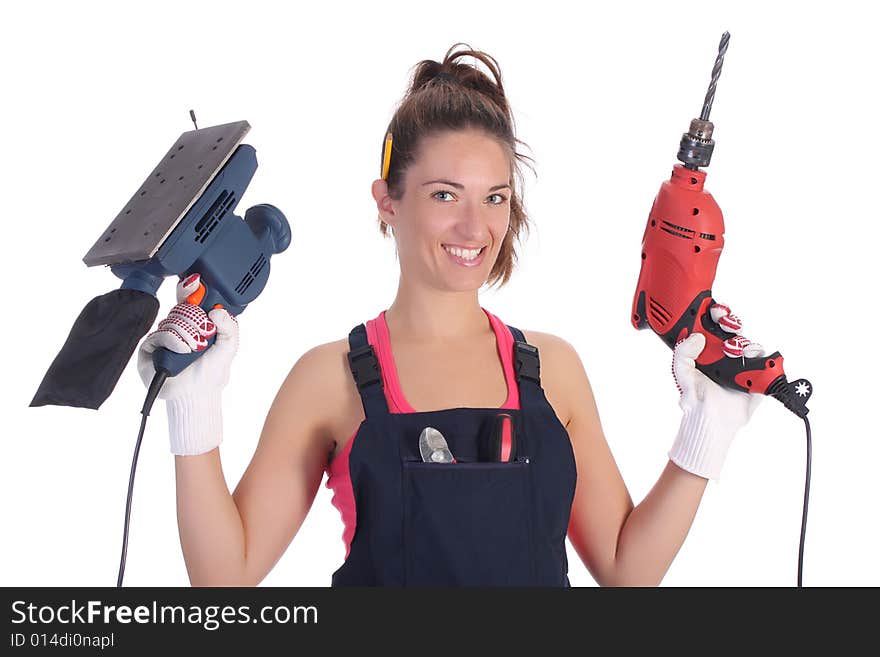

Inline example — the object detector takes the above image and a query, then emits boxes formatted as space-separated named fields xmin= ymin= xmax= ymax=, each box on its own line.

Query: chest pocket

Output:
xmin=402 ymin=453 xmax=535 ymax=586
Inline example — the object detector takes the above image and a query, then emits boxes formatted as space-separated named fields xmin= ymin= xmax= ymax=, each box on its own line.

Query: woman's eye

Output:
xmin=486 ymin=193 xmax=508 ymax=205
xmin=433 ymin=190 xmax=455 ymax=202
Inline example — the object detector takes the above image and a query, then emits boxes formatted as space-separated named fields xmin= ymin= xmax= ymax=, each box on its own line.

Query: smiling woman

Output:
xmin=375 ymin=129 xmax=513 ymax=288
xmin=134 ymin=42 xmax=759 ymax=589
xmin=374 ymin=44 xmax=532 ymax=289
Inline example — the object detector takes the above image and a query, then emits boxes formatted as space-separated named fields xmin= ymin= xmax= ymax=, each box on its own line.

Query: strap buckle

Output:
xmin=347 ymin=344 xmax=382 ymax=390
xmin=514 ymin=341 xmax=540 ymax=384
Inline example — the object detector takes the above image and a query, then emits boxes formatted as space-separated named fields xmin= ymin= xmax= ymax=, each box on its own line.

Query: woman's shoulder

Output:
xmin=286 ymin=336 xmax=365 ymax=449
xmin=298 ymin=335 xmax=352 ymax=361
xmin=518 ymin=329 xmax=589 ymax=429
xmin=289 ymin=336 xmax=359 ymax=404
xmin=520 ymin=329 xmax=581 ymax=367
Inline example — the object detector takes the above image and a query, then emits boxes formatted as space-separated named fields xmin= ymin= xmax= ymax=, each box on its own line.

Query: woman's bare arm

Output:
xmin=174 ymin=341 xmax=351 ymax=586
xmin=531 ymin=332 xmax=707 ymax=586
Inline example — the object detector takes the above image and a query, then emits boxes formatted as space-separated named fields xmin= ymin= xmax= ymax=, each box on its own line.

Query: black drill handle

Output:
xmin=653 ymin=290 xmax=813 ymax=417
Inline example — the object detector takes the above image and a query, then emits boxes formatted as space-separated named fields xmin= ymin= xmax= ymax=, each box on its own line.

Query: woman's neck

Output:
xmin=384 ymin=281 xmax=489 ymax=345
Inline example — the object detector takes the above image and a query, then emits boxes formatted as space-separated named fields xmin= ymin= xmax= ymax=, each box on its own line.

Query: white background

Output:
xmin=2 ymin=1 xmax=876 ymax=587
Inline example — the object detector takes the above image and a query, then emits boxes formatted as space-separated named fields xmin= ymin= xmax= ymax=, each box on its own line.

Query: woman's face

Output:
xmin=381 ymin=129 xmax=512 ymax=293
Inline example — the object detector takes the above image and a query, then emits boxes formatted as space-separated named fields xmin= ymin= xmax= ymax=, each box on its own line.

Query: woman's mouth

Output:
xmin=442 ymin=244 xmax=487 ymax=267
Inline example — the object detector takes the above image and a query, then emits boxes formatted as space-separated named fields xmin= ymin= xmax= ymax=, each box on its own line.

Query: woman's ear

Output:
xmin=372 ymin=178 xmax=397 ymax=229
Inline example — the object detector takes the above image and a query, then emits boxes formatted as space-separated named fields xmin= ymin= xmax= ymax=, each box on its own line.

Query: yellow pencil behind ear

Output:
xmin=381 ymin=132 xmax=393 ymax=180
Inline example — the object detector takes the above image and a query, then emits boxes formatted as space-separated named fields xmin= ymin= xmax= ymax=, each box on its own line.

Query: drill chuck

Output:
xmin=678 ymin=118 xmax=716 ymax=169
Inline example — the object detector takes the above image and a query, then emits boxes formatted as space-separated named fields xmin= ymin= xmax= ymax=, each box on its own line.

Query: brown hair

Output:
xmin=378 ymin=43 xmax=533 ymax=289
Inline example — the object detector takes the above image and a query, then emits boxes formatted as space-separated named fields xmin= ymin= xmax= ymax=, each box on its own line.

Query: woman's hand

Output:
xmin=668 ymin=303 xmax=763 ymax=481
xmin=136 ymin=273 xmax=239 ymax=455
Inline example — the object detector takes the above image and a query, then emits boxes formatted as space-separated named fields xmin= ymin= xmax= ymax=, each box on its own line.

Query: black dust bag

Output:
xmin=31 ymin=289 xmax=159 ymax=410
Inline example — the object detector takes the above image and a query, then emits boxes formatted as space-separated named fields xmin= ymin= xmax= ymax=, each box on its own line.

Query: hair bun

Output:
xmin=433 ymin=71 xmax=460 ymax=85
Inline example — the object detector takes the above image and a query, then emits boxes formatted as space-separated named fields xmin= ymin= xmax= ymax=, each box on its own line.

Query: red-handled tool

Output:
xmin=631 ymin=31 xmax=812 ymax=418
xmin=631 ymin=31 xmax=814 ymax=588
xmin=482 ymin=413 xmax=517 ymax=462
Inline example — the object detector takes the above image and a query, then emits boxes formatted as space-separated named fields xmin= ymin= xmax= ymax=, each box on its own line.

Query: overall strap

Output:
xmin=347 ymin=324 xmax=389 ymax=419
xmin=507 ymin=325 xmax=544 ymax=409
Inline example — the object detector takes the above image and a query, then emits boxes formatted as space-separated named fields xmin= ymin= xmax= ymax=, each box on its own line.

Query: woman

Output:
xmin=138 ymin=44 xmax=763 ymax=586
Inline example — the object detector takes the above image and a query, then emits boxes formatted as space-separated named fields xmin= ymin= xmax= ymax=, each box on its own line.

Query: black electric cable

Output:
xmin=117 ymin=369 xmax=168 ymax=588
xmin=797 ymin=415 xmax=812 ymax=588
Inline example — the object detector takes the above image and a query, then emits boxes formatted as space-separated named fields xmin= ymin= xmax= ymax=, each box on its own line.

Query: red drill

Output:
xmin=631 ymin=31 xmax=812 ymax=418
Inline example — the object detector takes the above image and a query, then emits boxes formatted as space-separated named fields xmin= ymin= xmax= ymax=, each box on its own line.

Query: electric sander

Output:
xmin=30 ymin=115 xmax=291 ymax=586
xmin=32 ymin=117 xmax=290 ymax=409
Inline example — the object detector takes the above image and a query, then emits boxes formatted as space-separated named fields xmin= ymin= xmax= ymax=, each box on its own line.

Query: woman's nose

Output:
xmin=454 ymin=200 xmax=489 ymax=240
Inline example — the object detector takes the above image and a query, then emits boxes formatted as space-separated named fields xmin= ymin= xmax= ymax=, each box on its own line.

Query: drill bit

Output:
xmin=700 ymin=31 xmax=730 ymax=122
xmin=677 ymin=31 xmax=731 ymax=170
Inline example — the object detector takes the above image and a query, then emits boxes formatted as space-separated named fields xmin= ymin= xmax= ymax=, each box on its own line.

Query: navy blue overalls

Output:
xmin=331 ymin=320 xmax=577 ymax=586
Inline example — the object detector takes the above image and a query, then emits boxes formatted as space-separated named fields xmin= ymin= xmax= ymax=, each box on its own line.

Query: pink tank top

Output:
xmin=324 ymin=308 xmax=521 ymax=559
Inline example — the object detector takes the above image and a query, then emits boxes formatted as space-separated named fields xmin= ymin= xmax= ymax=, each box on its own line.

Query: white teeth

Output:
xmin=443 ymin=245 xmax=482 ymax=260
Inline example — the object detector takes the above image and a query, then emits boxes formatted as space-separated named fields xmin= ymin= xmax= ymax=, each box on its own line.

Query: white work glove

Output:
xmin=668 ymin=303 xmax=764 ymax=481
xmin=137 ymin=273 xmax=239 ymax=456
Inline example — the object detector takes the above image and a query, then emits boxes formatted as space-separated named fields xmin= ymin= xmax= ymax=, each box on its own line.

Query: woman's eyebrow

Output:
xmin=422 ymin=179 xmax=511 ymax=191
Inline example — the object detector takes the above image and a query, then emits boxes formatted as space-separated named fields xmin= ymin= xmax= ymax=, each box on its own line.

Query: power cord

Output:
xmin=798 ymin=416 xmax=811 ymax=588
xmin=116 ymin=369 xmax=168 ymax=588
